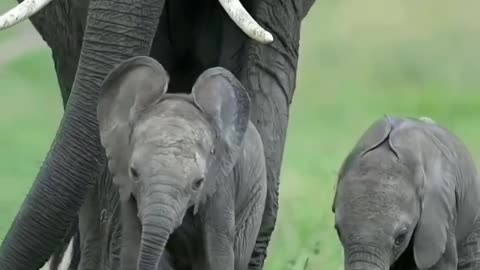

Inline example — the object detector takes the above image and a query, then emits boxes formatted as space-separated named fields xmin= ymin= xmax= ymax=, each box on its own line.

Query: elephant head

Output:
xmin=332 ymin=117 xmax=456 ymax=270
xmin=97 ymin=56 xmax=251 ymax=270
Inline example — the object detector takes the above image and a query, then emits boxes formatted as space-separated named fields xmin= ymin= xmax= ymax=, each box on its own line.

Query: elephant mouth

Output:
xmin=0 ymin=0 xmax=273 ymax=44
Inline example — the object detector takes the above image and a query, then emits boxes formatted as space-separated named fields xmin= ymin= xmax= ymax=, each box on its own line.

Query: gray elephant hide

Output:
xmin=95 ymin=56 xmax=268 ymax=270
xmin=333 ymin=116 xmax=480 ymax=270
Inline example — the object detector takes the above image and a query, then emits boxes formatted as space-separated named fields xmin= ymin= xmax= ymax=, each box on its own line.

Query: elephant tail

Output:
xmin=49 ymin=214 xmax=80 ymax=270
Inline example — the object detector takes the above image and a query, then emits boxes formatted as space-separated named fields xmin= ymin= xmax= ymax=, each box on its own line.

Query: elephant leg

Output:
xmin=458 ymin=224 xmax=480 ymax=270
xmin=120 ymin=198 xmax=141 ymax=270
xmin=98 ymin=171 xmax=122 ymax=270
xmin=245 ymin=64 xmax=290 ymax=270
xmin=48 ymin=216 xmax=78 ymax=270
xmin=233 ymin=188 xmax=267 ymax=270
xmin=157 ymin=250 xmax=175 ymax=270
xmin=241 ymin=1 xmax=303 ymax=269
xmin=77 ymin=187 xmax=102 ymax=270
xmin=68 ymin=231 xmax=82 ymax=270
xmin=201 ymin=192 xmax=236 ymax=270
xmin=77 ymin=170 xmax=119 ymax=270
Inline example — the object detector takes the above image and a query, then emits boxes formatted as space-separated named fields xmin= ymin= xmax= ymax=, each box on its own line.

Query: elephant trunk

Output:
xmin=0 ymin=0 xmax=166 ymax=269
xmin=138 ymin=215 xmax=172 ymax=270
xmin=345 ymin=245 xmax=389 ymax=270
xmin=137 ymin=192 xmax=185 ymax=270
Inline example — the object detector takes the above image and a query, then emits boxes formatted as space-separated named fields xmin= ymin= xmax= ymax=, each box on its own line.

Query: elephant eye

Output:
xmin=394 ymin=229 xmax=408 ymax=246
xmin=192 ymin=177 xmax=205 ymax=191
xmin=130 ymin=167 xmax=139 ymax=179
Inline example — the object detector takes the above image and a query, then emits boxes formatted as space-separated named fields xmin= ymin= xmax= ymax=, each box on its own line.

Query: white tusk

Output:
xmin=0 ymin=0 xmax=53 ymax=30
xmin=218 ymin=0 xmax=273 ymax=44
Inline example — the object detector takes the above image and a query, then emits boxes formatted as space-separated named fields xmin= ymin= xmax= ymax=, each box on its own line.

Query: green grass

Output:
xmin=0 ymin=1 xmax=33 ymax=42
xmin=2 ymin=0 xmax=480 ymax=269
xmin=0 ymin=49 xmax=62 ymax=234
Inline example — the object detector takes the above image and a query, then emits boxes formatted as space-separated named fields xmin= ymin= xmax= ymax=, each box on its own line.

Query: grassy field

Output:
xmin=1 ymin=0 xmax=480 ymax=269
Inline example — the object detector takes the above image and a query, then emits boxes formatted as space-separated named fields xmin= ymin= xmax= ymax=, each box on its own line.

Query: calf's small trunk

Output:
xmin=345 ymin=245 xmax=389 ymax=270
xmin=347 ymin=262 xmax=385 ymax=270
xmin=137 ymin=195 xmax=184 ymax=270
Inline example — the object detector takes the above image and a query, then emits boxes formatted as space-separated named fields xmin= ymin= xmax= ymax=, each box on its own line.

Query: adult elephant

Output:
xmin=0 ymin=0 xmax=316 ymax=269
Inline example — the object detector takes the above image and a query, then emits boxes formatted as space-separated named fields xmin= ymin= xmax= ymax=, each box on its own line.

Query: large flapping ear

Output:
xmin=192 ymin=67 xmax=251 ymax=175
xmin=412 ymin=165 xmax=452 ymax=269
xmin=97 ymin=56 xmax=169 ymax=200
xmin=332 ymin=116 xmax=398 ymax=211
xmin=389 ymin=122 xmax=455 ymax=269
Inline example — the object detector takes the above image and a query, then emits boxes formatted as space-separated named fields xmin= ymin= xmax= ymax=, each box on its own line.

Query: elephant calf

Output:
xmin=332 ymin=116 xmax=480 ymax=270
xmin=96 ymin=56 xmax=267 ymax=270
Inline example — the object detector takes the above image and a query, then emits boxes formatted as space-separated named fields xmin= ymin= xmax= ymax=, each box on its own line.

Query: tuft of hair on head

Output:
xmin=418 ymin=116 xmax=435 ymax=124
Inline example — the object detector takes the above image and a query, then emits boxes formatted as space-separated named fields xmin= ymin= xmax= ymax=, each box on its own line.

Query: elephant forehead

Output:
xmin=343 ymin=193 xmax=401 ymax=216
xmin=131 ymin=116 xmax=213 ymax=178
xmin=134 ymin=114 xmax=214 ymax=148
xmin=131 ymin=141 xmax=207 ymax=180
xmin=339 ymin=177 xmax=416 ymax=214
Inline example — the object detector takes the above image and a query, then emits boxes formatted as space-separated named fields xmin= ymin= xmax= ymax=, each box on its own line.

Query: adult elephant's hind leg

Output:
xmin=242 ymin=1 xmax=304 ymax=269
xmin=243 ymin=5 xmax=301 ymax=269
xmin=234 ymin=185 xmax=267 ymax=270
xmin=246 ymin=90 xmax=290 ymax=270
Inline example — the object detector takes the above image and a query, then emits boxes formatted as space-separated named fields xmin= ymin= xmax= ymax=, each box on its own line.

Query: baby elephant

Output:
xmin=97 ymin=56 xmax=267 ymax=270
xmin=333 ymin=116 xmax=480 ymax=270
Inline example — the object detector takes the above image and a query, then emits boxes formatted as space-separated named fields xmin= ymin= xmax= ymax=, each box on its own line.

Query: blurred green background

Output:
xmin=1 ymin=0 xmax=480 ymax=269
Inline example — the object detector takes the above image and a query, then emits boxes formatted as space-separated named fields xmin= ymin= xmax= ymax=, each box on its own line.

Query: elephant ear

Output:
xmin=97 ymin=56 xmax=169 ymax=201
xmin=412 ymin=160 xmax=455 ymax=269
xmin=390 ymin=125 xmax=455 ymax=269
xmin=192 ymin=67 xmax=251 ymax=200
xmin=340 ymin=116 xmax=400 ymax=176
xmin=332 ymin=116 xmax=398 ymax=212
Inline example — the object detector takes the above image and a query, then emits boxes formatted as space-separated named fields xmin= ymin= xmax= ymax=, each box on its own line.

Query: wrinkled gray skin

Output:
xmin=0 ymin=0 xmax=316 ymax=269
xmin=332 ymin=116 xmax=480 ymax=270
xmin=97 ymin=57 xmax=267 ymax=270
